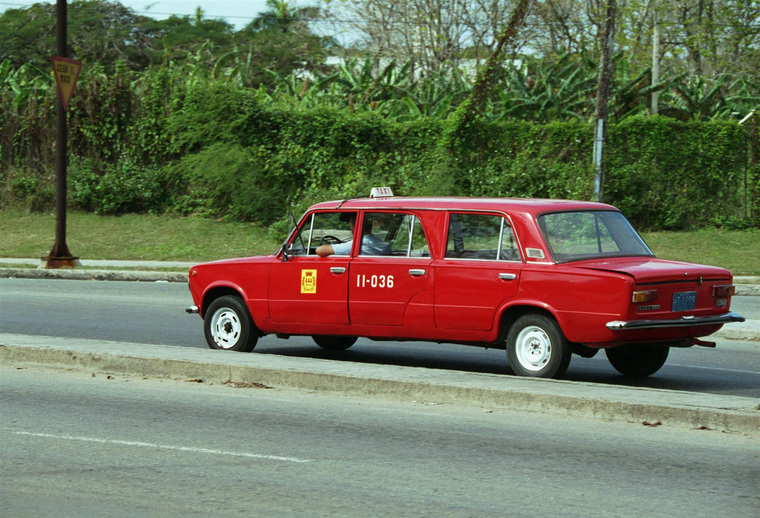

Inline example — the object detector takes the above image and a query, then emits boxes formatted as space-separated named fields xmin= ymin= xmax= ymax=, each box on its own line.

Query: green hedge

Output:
xmin=1 ymin=78 xmax=755 ymax=230
xmin=605 ymin=117 xmax=749 ymax=229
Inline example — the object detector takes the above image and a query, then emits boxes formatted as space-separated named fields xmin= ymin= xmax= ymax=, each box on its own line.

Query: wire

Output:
xmin=1 ymin=1 xmax=757 ymax=31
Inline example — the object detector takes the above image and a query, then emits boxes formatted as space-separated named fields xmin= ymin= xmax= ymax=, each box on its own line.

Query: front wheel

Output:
xmin=313 ymin=335 xmax=357 ymax=351
xmin=605 ymin=344 xmax=669 ymax=377
xmin=204 ymin=295 xmax=258 ymax=352
xmin=507 ymin=314 xmax=571 ymax=379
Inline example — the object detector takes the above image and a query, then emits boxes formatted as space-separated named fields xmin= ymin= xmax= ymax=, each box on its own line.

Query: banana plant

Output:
xmin=0 ymin=59 xmax=52 ymax=109
xmin=495 ymin=54 xmax=597 ymax=122
xmin=659 ymin=74 xmax=732 ymax=121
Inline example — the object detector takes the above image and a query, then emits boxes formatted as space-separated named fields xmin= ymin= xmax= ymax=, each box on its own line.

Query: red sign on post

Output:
xmin=50 ymin=56 xmax=82 ymax=111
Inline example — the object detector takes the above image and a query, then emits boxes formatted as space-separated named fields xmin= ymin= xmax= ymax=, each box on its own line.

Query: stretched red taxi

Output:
xmin=186 ymin=189 xmax=744 ymax=379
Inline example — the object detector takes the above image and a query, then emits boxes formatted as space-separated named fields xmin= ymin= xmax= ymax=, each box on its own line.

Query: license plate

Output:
xmin=672 ymin=291 xmax=697 ymax=312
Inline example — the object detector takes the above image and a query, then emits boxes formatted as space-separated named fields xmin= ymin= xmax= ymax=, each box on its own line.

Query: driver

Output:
xmin=316 ymin=214 xmax=392 ymax=257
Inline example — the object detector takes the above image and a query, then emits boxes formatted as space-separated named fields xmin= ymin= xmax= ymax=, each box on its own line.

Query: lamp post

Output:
xmin=43 ymin=0 xmax=80 ymax=268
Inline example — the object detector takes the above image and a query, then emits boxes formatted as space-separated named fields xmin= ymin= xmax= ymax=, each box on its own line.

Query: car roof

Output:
xmin=309 ymin=196 xmax=617 ymax=216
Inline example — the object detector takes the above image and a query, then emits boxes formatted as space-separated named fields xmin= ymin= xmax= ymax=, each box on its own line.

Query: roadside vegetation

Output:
xmin=1 ymin=210 xmax=758 ymax=275
xmin=1 ymin=1 xmax=758 ymax=260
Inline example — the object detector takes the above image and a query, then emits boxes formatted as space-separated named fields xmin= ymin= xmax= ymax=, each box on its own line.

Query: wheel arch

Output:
xmin=201 ymin=285 xmax=247 ymax=319
xmin=497 ymin=303 xmax=561 ymax=343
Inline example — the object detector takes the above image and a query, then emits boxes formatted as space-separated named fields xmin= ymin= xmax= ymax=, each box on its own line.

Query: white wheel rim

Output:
xmin=210 ymin=308 xmax=241 ymax=349
xmin=514 ymin=325 xmax=552 ymax=372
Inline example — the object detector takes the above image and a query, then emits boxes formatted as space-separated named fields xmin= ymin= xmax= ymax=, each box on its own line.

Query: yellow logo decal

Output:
xmin=301 ymin=269 xmax=317 ymax=294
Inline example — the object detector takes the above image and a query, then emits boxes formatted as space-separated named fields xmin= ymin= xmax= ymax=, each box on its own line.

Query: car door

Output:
xmin=434 ymin=212 xmax=523 ymax=331
xmin=268 ymin=211 xmax=354 ymax=325
xmin=348 ymin=212 xmax=433 ymax=326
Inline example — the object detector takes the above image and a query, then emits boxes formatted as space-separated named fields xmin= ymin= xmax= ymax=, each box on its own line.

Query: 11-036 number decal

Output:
xmin=356 ymin=274 xmax=394 ymax=289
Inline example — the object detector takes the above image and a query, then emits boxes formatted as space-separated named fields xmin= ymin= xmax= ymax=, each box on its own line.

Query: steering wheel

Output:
xmin=319 ymin=235 xmax=343 ymax=246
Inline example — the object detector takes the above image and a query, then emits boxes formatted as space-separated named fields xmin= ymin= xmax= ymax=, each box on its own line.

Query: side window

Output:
xmin=301 ymin=212 xmax=356 ymax=255
xmin=446 ymin=213 xmax=520 ymax=261
xmin=360 ymin=213 xmax=429 ymax=257
xmin=500 ymin=221 xmax=520 ymax=260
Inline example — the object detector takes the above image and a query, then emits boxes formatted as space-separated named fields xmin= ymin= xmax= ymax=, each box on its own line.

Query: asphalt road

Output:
xmin=1 ymin=278 xmax=758 ymax=398
xmin=2 ymin=365 xmax=758 ymax=517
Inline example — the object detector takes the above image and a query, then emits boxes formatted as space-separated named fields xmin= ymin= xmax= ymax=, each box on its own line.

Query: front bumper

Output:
xmin=606 ymin=312 xmax=745 ymax=331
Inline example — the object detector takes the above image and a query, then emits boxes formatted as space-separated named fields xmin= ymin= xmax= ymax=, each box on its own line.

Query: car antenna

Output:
xmin=336 ymin=195 xmax=368 ymax=208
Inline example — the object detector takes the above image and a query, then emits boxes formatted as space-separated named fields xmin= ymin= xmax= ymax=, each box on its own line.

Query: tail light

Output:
xmin=712 ymin=285 xmax=735 ymax=297
xmin=713 ymin=284 xmax=735 ymax=308
xmin=632 ymin=290 xmax=658 ymax=303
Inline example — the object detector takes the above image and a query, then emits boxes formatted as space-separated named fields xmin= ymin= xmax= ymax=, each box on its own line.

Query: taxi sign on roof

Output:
xmin=50 ymin=56 xmax=83 ymax=111
xmin=370 ymin=187 xmax=394 ymax=198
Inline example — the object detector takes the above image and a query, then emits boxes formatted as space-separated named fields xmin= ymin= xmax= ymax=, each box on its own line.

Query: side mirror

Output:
xmin=280 ymin=243 xmax=291 ymax=262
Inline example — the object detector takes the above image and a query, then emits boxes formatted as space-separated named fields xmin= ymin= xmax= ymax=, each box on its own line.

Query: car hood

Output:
xmin=191 ymin=255 xmax=275 ymax=269
xmin=570 ymin=257 xmax=733 ymax=283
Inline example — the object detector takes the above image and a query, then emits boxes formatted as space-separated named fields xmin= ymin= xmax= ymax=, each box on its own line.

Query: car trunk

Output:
xmin=576 ymin=257 xmax=734 ymax=320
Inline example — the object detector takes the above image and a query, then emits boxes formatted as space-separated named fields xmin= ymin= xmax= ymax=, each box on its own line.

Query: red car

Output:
xmin=186 ymin=190 xmax=744 ymax=379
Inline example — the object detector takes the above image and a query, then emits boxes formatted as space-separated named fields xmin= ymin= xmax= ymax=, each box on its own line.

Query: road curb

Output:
xmin=0 ymin=268 xmax=187 ymax=283
xmin=1 ymin=336 xmax=758 ymax=436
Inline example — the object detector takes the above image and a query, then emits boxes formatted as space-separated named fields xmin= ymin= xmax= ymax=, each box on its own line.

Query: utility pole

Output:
xmin=651 ymin=11 xmax=660 ymax=114
xmin=593 ymin=0 xmax=616 ymax=203
xmin=43 ymin=0 xmax=80 ymax=268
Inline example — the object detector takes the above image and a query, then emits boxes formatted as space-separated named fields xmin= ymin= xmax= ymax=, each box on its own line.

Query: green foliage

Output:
xmin=0 ymin=1 xmax=158 ymax=71
xmin=605 ymin=117 xmax=748 ymax=229
xmin=70 ymin=61 xmax=133 ymax=162
xmin=167 ymin=81 xmax=257 ymax=154
xmin=164 ymin=142 xmax=295 ymax=223
xmin=2 ymin=166 xmax=56 ymax=212
xmin=69 ymin=156 xmax=167 ymax=214
xmin=0 ymin=54 xmax=756 ymax=230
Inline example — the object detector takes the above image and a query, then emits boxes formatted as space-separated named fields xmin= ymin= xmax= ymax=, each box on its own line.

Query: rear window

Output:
xmin=538 ymin=211 xmax=653 ymax=262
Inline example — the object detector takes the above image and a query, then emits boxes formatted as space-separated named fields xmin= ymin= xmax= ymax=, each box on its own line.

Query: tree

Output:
xmin=232 ymin=0 xmax=335 ymax=87
xmin=327 ymin=0 xmax=534 ymax=78
xmin=0 ymin=1 xmax=158 ymax=71
xmin=145 ymin=7 xmax=236 ymax=51
xmin=448 ymin=0 xmax=533 ymax=142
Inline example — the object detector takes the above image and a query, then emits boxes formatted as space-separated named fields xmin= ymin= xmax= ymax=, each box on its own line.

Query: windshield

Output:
xmin=538 ymin=210 xmax=653 ymax=262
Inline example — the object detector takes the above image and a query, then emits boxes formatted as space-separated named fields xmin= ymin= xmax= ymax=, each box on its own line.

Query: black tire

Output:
xmin=313 ymin=335 xmax=357 ymax=351
xmin=507 ymin=313 xmax=571 ymax=379
xmin=605 ymin=344 xmax=669 ymax=377
xmin=203 ymin=295 xmax=258 ymax=352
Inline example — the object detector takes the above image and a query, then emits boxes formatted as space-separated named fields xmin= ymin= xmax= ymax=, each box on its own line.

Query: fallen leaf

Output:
xmin=223 ymin=380 xmax=272 ymax=389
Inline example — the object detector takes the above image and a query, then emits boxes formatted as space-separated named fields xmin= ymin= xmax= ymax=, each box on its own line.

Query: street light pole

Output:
xmin=44 ymin=0 xmax=79 ymax=268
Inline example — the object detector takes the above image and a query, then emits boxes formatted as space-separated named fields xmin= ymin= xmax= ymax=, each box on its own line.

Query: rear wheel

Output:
xmin=204 ymin=295 xmax=258 ymax=352
xmin=507 ymin=314 xmax=571 ymax=379
xmin=313 ymin=335 xmax=357 ymax=351
xmin=605 ymin=344 xmax=669 ymax=377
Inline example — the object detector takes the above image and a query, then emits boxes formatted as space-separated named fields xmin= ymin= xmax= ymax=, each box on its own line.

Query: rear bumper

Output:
xmin=606 ymin=312 xmax=745 ymax=331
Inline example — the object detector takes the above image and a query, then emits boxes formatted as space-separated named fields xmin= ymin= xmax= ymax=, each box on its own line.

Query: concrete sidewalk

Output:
xmin=1 ymin=333 xmax=758 ymax=436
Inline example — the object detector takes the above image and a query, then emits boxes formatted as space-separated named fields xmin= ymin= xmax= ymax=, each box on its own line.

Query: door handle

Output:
xmin=330 ymin=267 xmax=346 ymax=274
xmin=499 ymin=273 xmax=517 ymax=281
xmin=409 ymin=269 xmax=426 ymax=277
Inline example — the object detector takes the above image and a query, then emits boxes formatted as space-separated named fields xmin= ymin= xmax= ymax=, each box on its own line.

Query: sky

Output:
xmin=0 ymin=1 xmax=275 ymax=29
